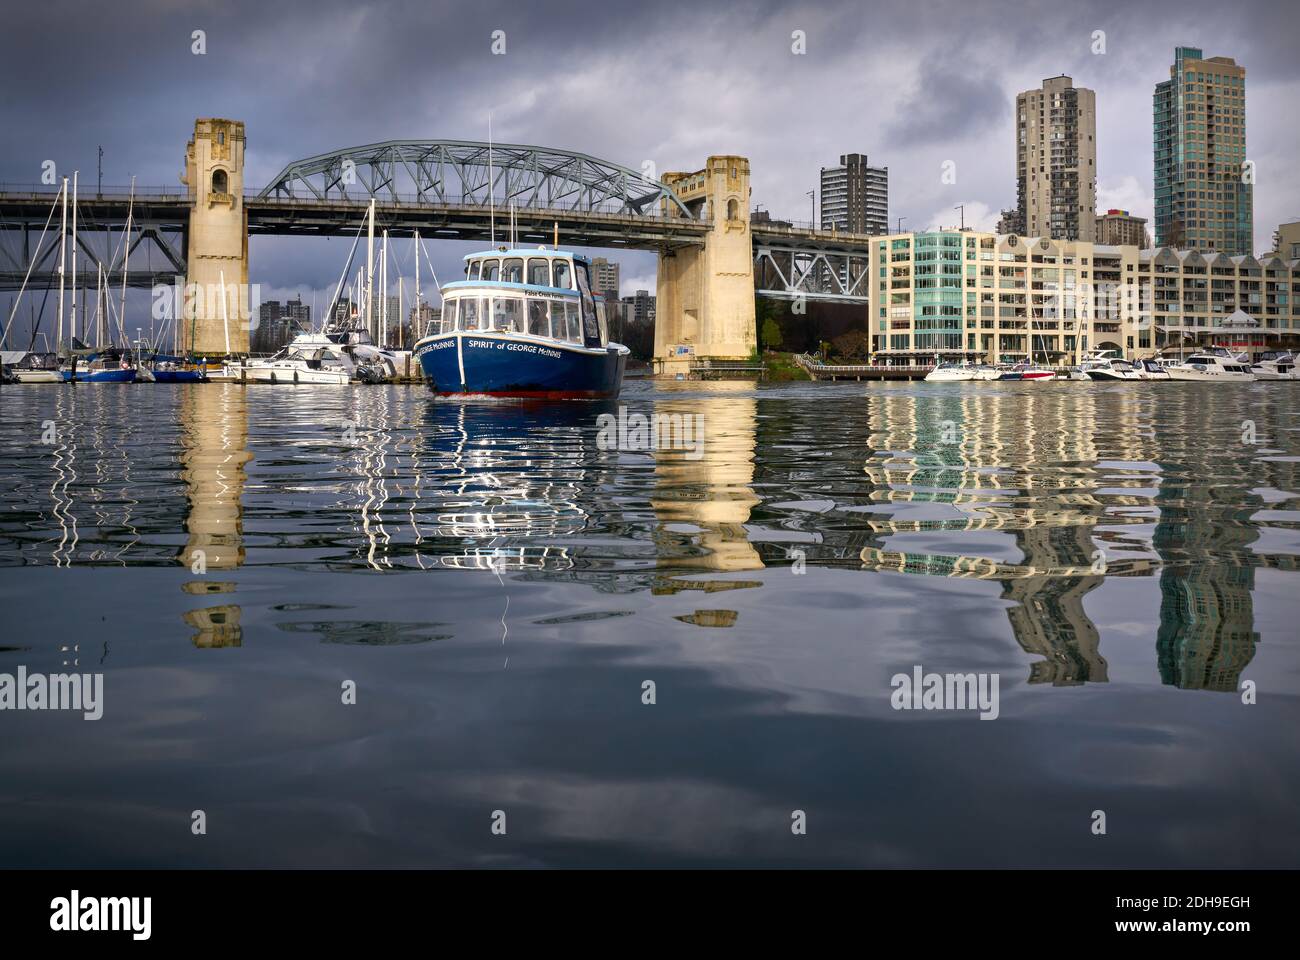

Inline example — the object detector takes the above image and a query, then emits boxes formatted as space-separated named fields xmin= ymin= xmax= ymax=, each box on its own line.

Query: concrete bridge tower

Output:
xmin=180 ymin=118 xmax=249 ymax=355
xmin=654 ymin=157 xmax=757 ymax=376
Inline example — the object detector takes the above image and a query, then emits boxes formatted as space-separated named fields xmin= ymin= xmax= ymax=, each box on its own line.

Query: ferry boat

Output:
xmin=1164 ymin=347 xmax=1255 ymax=382
xmin=414 ymin=246 xmax=629 ymax=399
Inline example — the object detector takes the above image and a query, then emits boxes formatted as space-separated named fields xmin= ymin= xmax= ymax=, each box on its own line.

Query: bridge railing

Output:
xmin=0 ymin=184 xmax=708 ymax=223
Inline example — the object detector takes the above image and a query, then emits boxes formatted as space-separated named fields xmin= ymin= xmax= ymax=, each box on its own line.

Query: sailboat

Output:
xmin=60 ymin=172 xmax=137 ymax=383
xmin=1 ymin=185 xmax=64 ymax=382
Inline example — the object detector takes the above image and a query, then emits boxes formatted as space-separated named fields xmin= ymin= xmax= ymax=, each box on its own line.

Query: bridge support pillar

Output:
xmin=181 ymin=118 xmax=249 ymax=356
xmin=654 ymin=157 xmax=756 ymax=376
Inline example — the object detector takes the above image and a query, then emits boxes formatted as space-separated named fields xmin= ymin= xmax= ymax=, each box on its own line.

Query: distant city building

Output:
xmin=819 ymin=153 xmax=888 ymax=235
xmin=589 ymin=257 xmax=620 ymax=300
xmin=996 ymin=208 xmax=1024 ymax=236
xmin=253 ymin=295 xmax=310 ymax=352
xmin=1015 ymin=75 xmax=1096 ymax=241
xmin=1095 ymin=209 xmax=1151 ymax=249
xmin=409 ymin=301 xmax=439 ymax=337
xmin=1154 ymin=47 xmax=1251 ymax=254
xmin=622 ymin=289 xmax=656 ymax=325
xmin=1266 ymin=221 xmax=1300 ymax=260
xmin=331 ymin=298 xmax=356 ymax=325
xmin=751 ymin=209 xmax=793 ymax=228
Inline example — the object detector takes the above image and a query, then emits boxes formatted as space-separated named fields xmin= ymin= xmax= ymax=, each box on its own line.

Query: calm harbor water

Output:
xmin=1 ymin=379 xmax=1298 ymax=868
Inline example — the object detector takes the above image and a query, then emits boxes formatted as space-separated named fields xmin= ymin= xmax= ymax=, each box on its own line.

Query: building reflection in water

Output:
xmin=650 ymin=382 xmax=763 ymax=626
xmin=855 ymin=389 xmax=1161 ymax=685
xmin=178 ymin=385 xmax=250 ymax=648
xmin=1151 ymin=407 xmax=1262 ymax=692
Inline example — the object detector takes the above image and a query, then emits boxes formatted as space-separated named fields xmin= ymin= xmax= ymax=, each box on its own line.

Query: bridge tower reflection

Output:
xmin=178 ymin=385 xmax=250 ymax=647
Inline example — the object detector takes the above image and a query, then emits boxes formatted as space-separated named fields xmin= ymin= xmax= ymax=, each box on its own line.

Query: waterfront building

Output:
xmin=868 ymin=229 xmax=1300 ymax=363
xmin=1095 ymin=209 xmax=1150 ymax=249
xmin=1015 ymin=76 xmax=1097 ymax=241
xmin=820 ymin=153 xmax=888 ymax=235
xmin=1154 ymin=47 xmax=1251 ymax=254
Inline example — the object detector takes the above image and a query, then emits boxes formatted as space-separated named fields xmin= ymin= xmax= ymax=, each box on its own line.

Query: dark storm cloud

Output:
xmin=885 ymin=65 xmax=1007 ymax=147
xmin=1 ymin=0 xmax=1297 ymax=335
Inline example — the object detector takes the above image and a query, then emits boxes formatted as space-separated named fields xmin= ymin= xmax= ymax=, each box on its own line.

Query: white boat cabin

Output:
xmin=424 ymin=248 xmax=610 ymax=349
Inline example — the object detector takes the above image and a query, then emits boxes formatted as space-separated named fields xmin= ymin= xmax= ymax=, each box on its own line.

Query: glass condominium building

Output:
xmin=1154 ymin=47 xmax=1252 ymax=255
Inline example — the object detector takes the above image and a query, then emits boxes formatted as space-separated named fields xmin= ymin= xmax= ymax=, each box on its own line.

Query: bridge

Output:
xmin=0 ymin=118 xmax=874 ymax=372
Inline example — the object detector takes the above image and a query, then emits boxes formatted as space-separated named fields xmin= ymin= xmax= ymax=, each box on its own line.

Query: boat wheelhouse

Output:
xmin=413 ymin=247 xmax=628 ymax=399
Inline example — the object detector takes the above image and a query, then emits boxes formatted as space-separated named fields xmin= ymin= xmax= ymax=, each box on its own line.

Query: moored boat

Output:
xmin=414 ymin=246 xmax=628 ymax=399
xmin=1164 ymin=347 xmax=1255 ymax=382
xmin=1250 ymin=351 xmax=1297 ymax=381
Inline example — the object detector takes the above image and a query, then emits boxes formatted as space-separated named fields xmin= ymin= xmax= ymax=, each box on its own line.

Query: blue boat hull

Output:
xmin=62 ymin=368 xmax=137 ymax=383
xmin=153 ymin=370 xmax=207 ymax=383
xmin=415 ymin=333 xmax=626 ymax=399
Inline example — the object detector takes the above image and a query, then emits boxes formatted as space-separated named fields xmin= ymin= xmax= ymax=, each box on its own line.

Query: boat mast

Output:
xmin=381 ymin=228 xmax=389 ymax=347
xmin=120 ymin=177 xmax=134 ymax=352
xmin=70 ymin=171 xmax=78 ymax=344
xmin=414 ymin=230 xmax=420 ymax=337
xmin=488 ymin=114 xmax=495 ymax=247
xmin=365 ymin=198 xmax=375 ymax=342
xmin=57 ymin=177 xmax=67 ymax=353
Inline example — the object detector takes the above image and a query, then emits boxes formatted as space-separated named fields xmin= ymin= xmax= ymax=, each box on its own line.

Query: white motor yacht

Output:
xmin=1079 ymin=349 xmax=1142 ymax=381
xmin=924 ymin=360 xmax=980 ymax=382
xmin=1250 ymin=351 xmax=1297 ymax=381
xmin=1164 ymin=348 xmax=1256 ymax=382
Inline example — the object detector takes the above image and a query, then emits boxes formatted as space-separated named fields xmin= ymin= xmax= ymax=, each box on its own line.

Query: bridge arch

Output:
xmin=256 ymin=140 xmax=692 ymax=219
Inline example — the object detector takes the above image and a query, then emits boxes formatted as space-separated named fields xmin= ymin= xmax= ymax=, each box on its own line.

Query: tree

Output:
xmin=761 ymin=316 xmax=784 ymax=352
xmin=831 ymin=330 xmax=871 ymax=360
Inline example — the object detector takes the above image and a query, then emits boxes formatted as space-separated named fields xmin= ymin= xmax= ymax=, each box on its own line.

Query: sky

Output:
xmin=2 ymin=0 xmax=1298 ymax=340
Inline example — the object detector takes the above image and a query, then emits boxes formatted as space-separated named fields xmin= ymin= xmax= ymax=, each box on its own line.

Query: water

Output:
xmin=1 ymin=379 xmax=1297 ymax=868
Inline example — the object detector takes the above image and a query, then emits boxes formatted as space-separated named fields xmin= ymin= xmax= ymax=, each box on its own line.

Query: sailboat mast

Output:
xmin=381 ymin=228 xmax=389 ymax=348
xmin=71 ymin=171 xmax=78 ymax=343
xmin=488 ymin=114 xmax=495 ymax=247
xmin=120 ymin=177 xmax=134 ymax=351
xmin=414 ymin=230 xmax=421 ymax=337
xmin=365 ymin=198 xmax=375 ymax=341
xmin=57 ymin=177 xmax=67 ymax=352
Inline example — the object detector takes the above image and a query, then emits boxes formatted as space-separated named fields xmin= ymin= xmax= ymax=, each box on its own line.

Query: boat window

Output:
xmin=492 ymin=297 xmax=523 ymax=333
xmin=482 ymin=260 xmax=501 ymax=282
xmin=527 ymin=300 xmax=550 ymax=337
xmin=553 ymin=259 xmax=571 ymax=290
xmin=502 ymin=258 xmax=524 ymax=283
xmin=466 ymin=260 xmax=481 ymax=280
xmin=439 ymin=300 xmax=457 ymax=334
xmin=527 ymin=258 xmax=550 ymax=286
xmin=575 ymin=262 xmax=599 ymax=343
xmin=460 ymin=297 xmax=481 ymax=331
xmin=563 ymin=301 xmax=581 ymax=343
